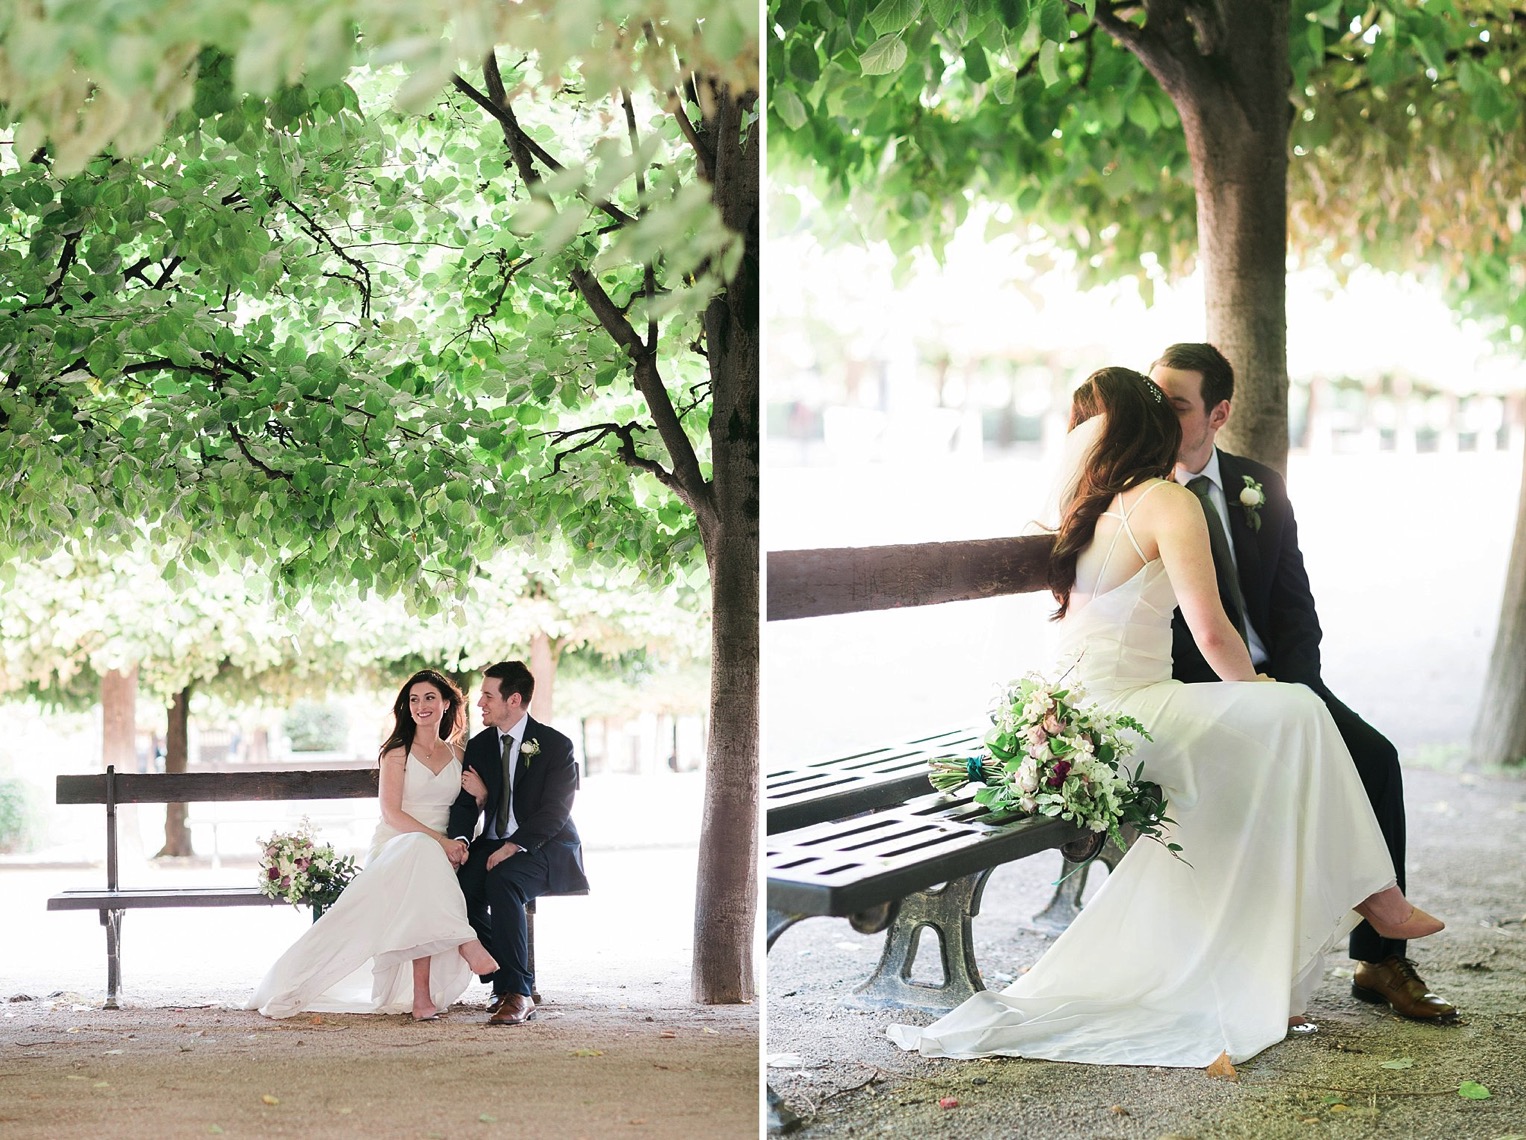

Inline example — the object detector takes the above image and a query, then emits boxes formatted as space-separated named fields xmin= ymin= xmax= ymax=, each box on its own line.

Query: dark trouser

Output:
xmin=459 ymin=840 xmax=552 ymax=997
xmin=1309 ymin=682 xmax=1407 ymax=964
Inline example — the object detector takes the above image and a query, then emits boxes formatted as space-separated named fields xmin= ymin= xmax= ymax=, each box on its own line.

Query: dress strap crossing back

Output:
xmin=1090 ymin=479 xmax=1168 ymax=589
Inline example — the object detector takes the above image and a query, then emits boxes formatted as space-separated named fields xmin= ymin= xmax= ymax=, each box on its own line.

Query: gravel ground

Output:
xmin=767 ymin=765 xmax=1526 ymax=1139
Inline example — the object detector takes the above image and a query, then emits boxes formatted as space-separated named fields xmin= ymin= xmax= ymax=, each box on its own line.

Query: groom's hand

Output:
xmin=445 ymin=838 xmax=469 ymax=867
xmin=485 ymin=842 xmax=521 ymax=871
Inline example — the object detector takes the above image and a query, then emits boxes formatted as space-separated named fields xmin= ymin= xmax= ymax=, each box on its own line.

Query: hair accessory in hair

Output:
xmin=1143 ymin=379 xmax=1164 ymax=404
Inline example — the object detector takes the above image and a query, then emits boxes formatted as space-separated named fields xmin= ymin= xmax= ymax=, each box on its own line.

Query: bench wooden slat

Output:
xmin=765 ymin=727 xmax=985 ymax=834
xmin=766 ymin=788 xmax=1084 ymax=917
xmin=766 ymin=534 xmax=1051 ymax=621
xmin=56 ymin=768 xmax=378 ymax=805
xmin=48 ymin=887 xmax=282 ymax=910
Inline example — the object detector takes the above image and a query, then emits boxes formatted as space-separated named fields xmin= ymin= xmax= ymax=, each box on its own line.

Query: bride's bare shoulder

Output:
xmin=1134 ymin=480 xmax=1201 ymax=523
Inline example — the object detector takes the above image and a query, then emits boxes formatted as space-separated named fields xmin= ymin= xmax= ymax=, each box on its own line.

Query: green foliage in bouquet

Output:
xmin=930 ymin=673 xmax=1180 ymax=859
xmin=256 ymin=820 xmax=359 ymax=911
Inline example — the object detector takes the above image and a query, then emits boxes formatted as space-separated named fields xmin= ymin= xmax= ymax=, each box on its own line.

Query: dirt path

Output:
xmin=767 ymin=765 xmax=1526 ymax=1139
xmin=1 ymin=994 xmax=756 ymax=1139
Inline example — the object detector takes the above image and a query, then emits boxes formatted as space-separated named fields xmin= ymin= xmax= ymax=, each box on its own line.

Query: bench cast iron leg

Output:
xmin=101 ymin=908 xmax=123 ymax=1010
xmin=1028 ymin=837 xmax=1125 ymax=936
xmin=767 ymin=1084 xmax=803 ymax=1133
xmin=847 ymin=870 xmax=993 ymax=1012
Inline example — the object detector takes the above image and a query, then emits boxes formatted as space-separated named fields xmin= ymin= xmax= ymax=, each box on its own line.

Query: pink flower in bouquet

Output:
xmin=1041 ymin=712 xmax=1064 ymax=736
xmin=1025 ymin=723 xmax=1049 ymax=747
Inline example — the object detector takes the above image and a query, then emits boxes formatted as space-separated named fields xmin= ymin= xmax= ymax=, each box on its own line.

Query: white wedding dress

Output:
xmin=888 ymin=482 xmax=1397 ymax=1066
xmin=248 ymin=753 xmax=477 ymax=1018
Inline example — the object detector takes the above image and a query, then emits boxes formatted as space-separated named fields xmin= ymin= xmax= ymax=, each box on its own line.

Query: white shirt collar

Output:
xmin=499 ymin=716 xmax=528 ymax=748
xmin=1175 ymin=447 xmax=1223 ymax=492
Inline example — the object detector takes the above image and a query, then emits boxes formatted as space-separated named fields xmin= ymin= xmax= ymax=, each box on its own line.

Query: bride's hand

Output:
xmin=1254 ymin=672 xmax=1275 ymax=682
xmin=461 ymin=767 xmax=487 ymax=807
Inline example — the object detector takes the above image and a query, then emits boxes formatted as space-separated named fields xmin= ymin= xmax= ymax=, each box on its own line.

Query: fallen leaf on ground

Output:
xmin=478 ymin=1113 xmax=496 ymax=1123
xmin=570 ymin=1048 xmax=604 ymax=1057
xmin=1109 ymin=1105 xmax=1129 ymax=1116
xmin=938 ymin=1097 xmax=959 ymax=1109
xmin=1458 ymin=1081 xmax=1491 ymax=1100
xmin=260 ymin=1094 xmax=280 ymax=1106
xmin=658 ymin=1030 xmax=677 ymax=1038
xmin=1205 ymin=1053 xmax=1238 ymax=1082
xmin=1380 ymin=1057 xmax=1414 ymax=1070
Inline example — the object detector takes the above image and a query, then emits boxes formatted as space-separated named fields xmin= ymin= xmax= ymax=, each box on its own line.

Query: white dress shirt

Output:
xmin=1175 ymin=450 xmax=1269 ymax=667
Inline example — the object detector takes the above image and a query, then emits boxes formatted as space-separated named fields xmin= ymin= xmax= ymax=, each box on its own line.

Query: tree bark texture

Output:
xmin=100 ymin=667 xmax=137 ymax=773
xmin=1119 ymin=0 xmax=1293 ymax=472
xmin=691 ymin=82 xmax=760 ymax=1005
xmin=529 ymin=631 xmax=559 ymax=727
xmin=1473 ymin=441 xmax=1526 ymax=768
xmin=156 ymin=685 xmax=194 ymax=858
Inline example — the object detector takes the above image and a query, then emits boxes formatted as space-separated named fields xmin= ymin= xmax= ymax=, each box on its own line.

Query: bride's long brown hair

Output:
xmin=378 ymin=670 xmax=467 ymax=762
xmin=1046 ymin=367 xmax=1182 ymax=620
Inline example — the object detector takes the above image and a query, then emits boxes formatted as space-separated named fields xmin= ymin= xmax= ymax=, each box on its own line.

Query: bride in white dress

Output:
xmin=249 ymin=670 xmax=498 ymax=1020
xmin=888 ymin=367 xmax=1442 ymax=1067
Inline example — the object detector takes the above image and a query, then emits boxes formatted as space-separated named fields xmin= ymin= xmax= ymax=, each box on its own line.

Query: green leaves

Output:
xmin=859 ymin=35 xmax=910 ymax=75
xmin=1457 ymin=1081 xmax=1491 ymax=1100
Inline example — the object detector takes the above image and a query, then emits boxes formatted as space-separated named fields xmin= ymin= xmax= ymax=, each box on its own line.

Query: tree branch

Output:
xmin=275 ymin=192 xmax=372 ymax=318
xmin=544 ymin=420 xmax=678 ymax=491
xmin=452 ymin=62 xmax=638 ymax=227
xmin=621 ymin=87 xmax=660 ymax=351
xmin=568 ymin=265 xmax=708 ymax=505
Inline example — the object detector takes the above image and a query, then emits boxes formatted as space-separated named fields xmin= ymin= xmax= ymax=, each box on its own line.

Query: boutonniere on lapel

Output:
xmin=1238 ymin=476 xmax=1266 ymax=532
xmin=520 ymin=739 xmax=540 ymax=766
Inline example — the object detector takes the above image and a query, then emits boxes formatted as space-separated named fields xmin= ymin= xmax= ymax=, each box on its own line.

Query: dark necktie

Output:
xmin=495 ymin=733 xmax=514 ymax=834
xmin=1187 ymin=476 xmax=1250 ymax=646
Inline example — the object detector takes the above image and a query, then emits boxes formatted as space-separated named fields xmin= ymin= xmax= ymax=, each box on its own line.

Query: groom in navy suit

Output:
xmin=1150 ymin=342 xmax=1456 ymax=1024
xmin=449 ymin=660 xmax=588 ymax=1026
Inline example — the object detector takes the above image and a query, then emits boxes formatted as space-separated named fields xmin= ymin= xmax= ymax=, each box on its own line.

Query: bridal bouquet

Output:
xmin=928 ymin=673 xmax=1180 ymax=857
xmin=256 ymin=820 xmax=358 ymax=910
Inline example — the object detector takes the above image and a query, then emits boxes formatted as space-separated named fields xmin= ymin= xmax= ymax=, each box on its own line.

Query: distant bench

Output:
xmin=49 ymin=765 xmax=579 ymax=1009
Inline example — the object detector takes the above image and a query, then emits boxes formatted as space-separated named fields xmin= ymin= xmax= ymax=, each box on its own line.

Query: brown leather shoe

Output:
xmin=485 ymin=992 xmax=511 ymax=1015
xmin=487 ymin=993 xmax=535 ymax=1026
xmin=1352 ymin=956 xmax=1458 ymax=1023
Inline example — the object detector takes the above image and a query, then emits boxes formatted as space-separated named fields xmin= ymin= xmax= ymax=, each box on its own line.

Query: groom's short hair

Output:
xmin=1153 ymin=343 xmax=1234 ymax=410
xmin=484 ymin=660 xmax=535 ymax=705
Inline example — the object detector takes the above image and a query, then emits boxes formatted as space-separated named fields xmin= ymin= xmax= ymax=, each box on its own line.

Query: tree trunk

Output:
xmin=1472 ymin=439 xmax=1526 ymax=767
xmin=156 ymin=685 xmax=194 ymax=858
xmin=691 ymin=83 xmax=760 ymax=1005
xmin=529 ymin=631 xmax=559 ymax=726
xmin=101 ymin=666 xmax=138 ymax=772
xmin=1123 ymin=0 xmax=1292 ymax=472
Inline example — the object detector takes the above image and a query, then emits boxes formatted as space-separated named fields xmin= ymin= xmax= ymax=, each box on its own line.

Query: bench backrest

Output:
xmin=59 ymin=765 xmax=381 ymax=894
xmin=57 ymin=767 xmax=379 ymax=805
xmin=766 ymin=534 xmax=1051 ymax=621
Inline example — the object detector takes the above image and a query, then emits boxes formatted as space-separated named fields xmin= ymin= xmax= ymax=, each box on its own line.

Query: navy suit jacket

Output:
xmin=1170 ymin=449 xmax=1324 ymax=689
xmin=447 ymin=716 xmax=589 ymax=895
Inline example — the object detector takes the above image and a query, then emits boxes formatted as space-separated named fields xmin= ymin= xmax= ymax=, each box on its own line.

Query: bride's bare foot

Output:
xmin=412 ymin=1002 xmax=440 ymax=1022
xmin=1355 ymin=889 xmax=1445 ymax=941
xmin=459 ymin=939 xmax=499 ymax=976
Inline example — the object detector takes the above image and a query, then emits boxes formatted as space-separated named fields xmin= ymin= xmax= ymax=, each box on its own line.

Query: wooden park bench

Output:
xmin=49 ymin=765 xmax=582 ymax=1008
xmin=765 ymin=535 xmax=1123 ymax=1131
